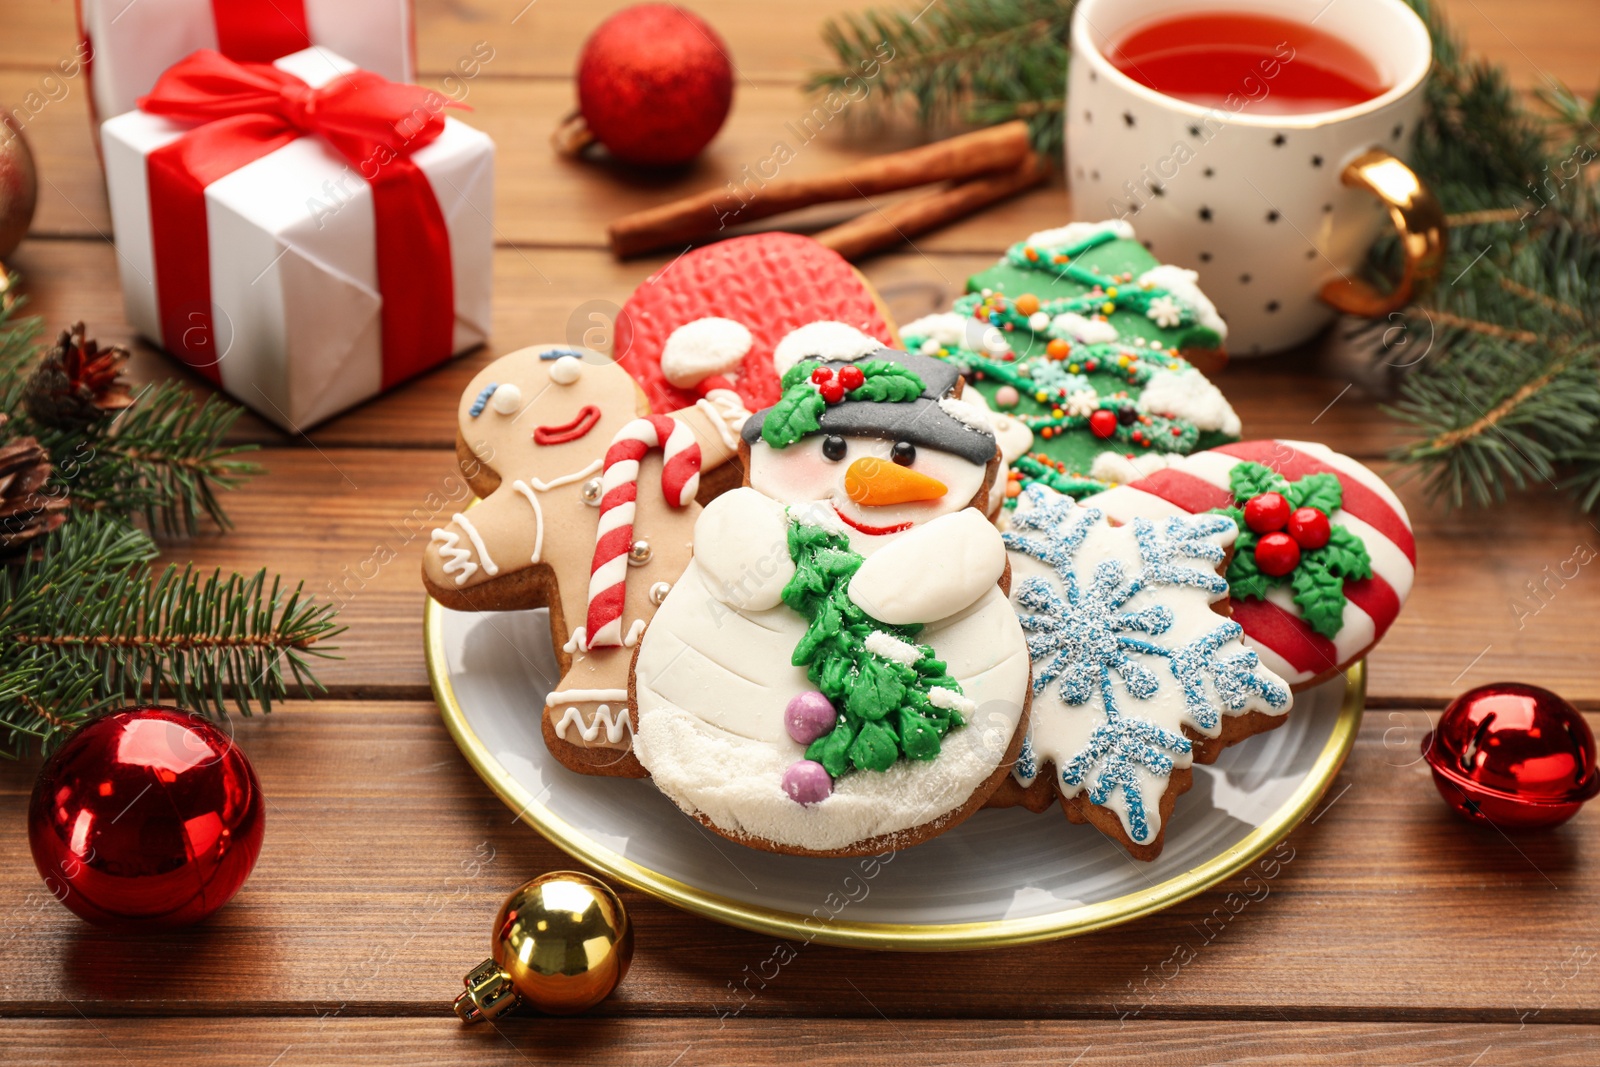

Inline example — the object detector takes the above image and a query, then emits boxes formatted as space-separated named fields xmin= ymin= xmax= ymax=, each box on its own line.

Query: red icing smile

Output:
xmin=832 ymin=504 xmax=914 ymax=537
xmin=533 ymin=405 xmax=601 ymax=446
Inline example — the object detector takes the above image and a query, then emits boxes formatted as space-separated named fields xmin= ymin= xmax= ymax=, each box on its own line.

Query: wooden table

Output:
xmin=4 ymin=1 xmax=1599 ymax=1063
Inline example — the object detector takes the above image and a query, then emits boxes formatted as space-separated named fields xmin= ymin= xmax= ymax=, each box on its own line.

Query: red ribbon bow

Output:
xmin=138 ymin=49 xmax=458 ymax=392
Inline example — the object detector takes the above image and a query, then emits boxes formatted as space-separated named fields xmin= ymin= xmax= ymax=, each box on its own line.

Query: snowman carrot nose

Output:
xmin=844 ymin=457 xmax=947 ymax=506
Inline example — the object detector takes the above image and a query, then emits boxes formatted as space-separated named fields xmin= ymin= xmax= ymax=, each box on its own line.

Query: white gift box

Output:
xmin=101 ymin=48 xmax=494 ymax=431
xmin=78 ymin=0 xmax=414 ymax=124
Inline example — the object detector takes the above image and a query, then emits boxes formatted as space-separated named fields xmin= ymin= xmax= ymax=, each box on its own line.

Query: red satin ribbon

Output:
xmin=138 ymin=49 xmax=456 ymax=390
xmin=212 ymin=0 xmax=312 ymax=63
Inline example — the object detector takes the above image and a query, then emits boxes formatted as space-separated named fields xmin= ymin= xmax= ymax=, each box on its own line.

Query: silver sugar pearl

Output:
xmin=580 ymin=477 xmax=603 ymax=506
xmin=627 ymin=540 xmax=652 ymax=567
xmin=648 ymin=581 xmax=671 ymax=605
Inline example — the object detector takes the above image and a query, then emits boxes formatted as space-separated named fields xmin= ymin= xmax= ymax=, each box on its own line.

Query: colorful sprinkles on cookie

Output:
xmin=899 ymin=220 xmax=1241 ymax=502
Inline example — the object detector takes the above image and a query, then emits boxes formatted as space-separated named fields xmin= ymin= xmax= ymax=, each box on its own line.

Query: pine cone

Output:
xmin=0 ymin=417 xmax=68 ymax=555
xmin=23 ymin=322 xmax=135 ymax=431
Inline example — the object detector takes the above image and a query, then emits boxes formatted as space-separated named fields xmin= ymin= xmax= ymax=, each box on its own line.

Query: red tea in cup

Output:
xmin=1105 ymin=12 xmax=1389 ymax=114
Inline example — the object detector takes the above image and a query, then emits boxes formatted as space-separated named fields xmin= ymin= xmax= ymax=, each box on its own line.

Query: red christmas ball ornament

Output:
xmin=1088 ymin=409 xmax=1118 ymax=439
xmin=1423 ymin=683 xmax=1599 ymax=829
xmin=819 ymin=379 xmax=846 ymax=403
xmin=28 ymin=707 xmax=265 ymax=927
xmin=564 ymin=4 xmax=734 ymax=166
xmin=1287 ymin=506 xmax=1331 ymax=549
xmin=838 ymin=365 xmax=866 ymax=390
xmin=1243 ymin=491 xmax=1290 ymax=534
xmin=1253 ymin=531 xmax=1301 ymax=576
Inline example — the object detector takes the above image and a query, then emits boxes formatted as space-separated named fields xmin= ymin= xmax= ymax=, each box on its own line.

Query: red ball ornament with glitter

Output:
xmin=1422 ymin=683 xmax=1600 ymax=829
xmin=27 ymin=707 xmax=265 ymax=927
xmin=564 ymin=3 xmax=734 ymax=166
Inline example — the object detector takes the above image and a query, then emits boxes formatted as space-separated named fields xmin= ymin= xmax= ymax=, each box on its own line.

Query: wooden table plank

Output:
xmin=7 ymin=1018 xmax=1600 ymax=1067
xmin=2 ymin=702 xmax=1597 ymax=1019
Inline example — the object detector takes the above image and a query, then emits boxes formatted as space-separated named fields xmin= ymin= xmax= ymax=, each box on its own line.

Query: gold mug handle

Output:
xmin=1318 ymin=147 xmax=1448 ymax=318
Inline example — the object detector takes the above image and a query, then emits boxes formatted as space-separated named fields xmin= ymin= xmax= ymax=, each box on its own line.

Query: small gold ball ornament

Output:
xmin=580 ymin=477 xmax=603 ymax=506
xmin=627 ymin=539 xmax=651 ymax=566
xmin=454 ymin=872 xmax=632 ymax=1023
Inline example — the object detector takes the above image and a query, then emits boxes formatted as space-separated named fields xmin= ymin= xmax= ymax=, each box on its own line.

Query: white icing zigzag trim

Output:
xmin=430 ymin=527 xmax=477 ymax=585
xmin=553 ymin=703 xmax=633 ymax=744
xmin=510 ymin=479 xmax=545 ymax=563
xmin=451 ymin=513 xmax=498 ymax=577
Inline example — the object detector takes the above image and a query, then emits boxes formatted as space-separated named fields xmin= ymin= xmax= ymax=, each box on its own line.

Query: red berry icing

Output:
xmin=1088 ymin=409 xmax=1118 ymax=439
xmin=838 ymin=365 xmax=865 ymax=390
xmin=1288 ymin=506 xmax=1331 ymax=549
xmin=1243 ymin=491 xmax=1290 ymax=533
xmin=819 ymin=380 xmax=846 ymax=403
xmin=811 ymin=366 xmax=834 ymax=385
xmin=1254 ymin=532 xmax=1301 ymax=577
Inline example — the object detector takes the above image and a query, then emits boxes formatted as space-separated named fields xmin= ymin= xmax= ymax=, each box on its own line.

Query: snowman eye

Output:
xmin=891 ymin=441 xmax=916 ymax=466
xmin=821 ymin=435 xmax=847 ymax=462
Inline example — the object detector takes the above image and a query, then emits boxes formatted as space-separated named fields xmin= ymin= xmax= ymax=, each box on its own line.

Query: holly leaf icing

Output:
xmin=1312 ymin=524 xmax=1373 ymax=581
xmin=1229 ymin=461 xmax=1288 ymax=501
xmin=1286 ymin=471 xmax=1342 ymax=514
xmin=847 ymin=361 xmax=925 ymax=403
xmin=1225 ymin=529 xmax=1279 ymax=601
xmin=1290 ymin=555 xmax=1348 ymax=637
xmin=762 ymin=388 xmax=827 ymax=448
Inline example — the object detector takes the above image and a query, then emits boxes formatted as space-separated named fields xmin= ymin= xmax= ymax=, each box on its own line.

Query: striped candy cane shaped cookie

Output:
xmin=583 ymin=415 xmax=703 ymax=649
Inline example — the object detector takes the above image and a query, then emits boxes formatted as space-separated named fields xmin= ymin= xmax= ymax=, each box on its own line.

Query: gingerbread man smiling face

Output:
xmin=422 ymin=344 xmax=746 ymax=776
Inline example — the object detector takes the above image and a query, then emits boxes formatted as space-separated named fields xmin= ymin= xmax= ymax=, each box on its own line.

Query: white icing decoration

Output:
xmin=1027 ymin=311 xmax=1051 ymax=332
xmin=1088 ymin=450 xmax=1184 ymax=485
xmin=1136 ymin=368 xmax=1243 ymax=437
xmin=509 ymin=479 xmax=545 ymax=562
xmin=549 ymin=355 xmax=584 ymax=385
xmin=429 ymin=528 xmax=477 ymax=585
xmin=771 ymin=321 xmax=883 ymax=375
xmin=624 ymin=618 xmax=647 ymax=647
xmin=1003 ymin=487 xmax=1292 ymax=845
xmin=563 ymin=626 xmax=587 ymax=653
xmin=928 ymin=686 xmax=976 ymax=715
xmin=899 ymin=312 xmax=967 ymax=348
xmin=695 ymin=488 xmax=795 ymax=611
xmin=546 ymin=688 xmax=629 ymax=705
xmin=1050 ymin=312 xmax=1120 ymax=345
xmin=555 ymin=704 xmax=633 ymax=744
xmin=1146 ymin=295 xmax=1183 ymax=329
xmin=1024 ymin=219 xmax=1135 ymax=249
xmin=661 ymin=317 xmax=753 ymax=388
xmin=863 ymin=630 xmax=921 ymax=665
xmin=1137 ymin=264 xmax=1228 ymax=340
xmin=848 ymin=509 xmax=1008 ymax=624
xmin=1064 ymin=388 xmax=1099 ymax=419
xmin=490 ymin=383 xmax=522 ymax=414
xmin=936 ymin=395 xmax=995 ymax=433
xmin=693 ymin=389 xmax=750 ymax=449
xmin=529 ymin=458 xmax=604 ymax=492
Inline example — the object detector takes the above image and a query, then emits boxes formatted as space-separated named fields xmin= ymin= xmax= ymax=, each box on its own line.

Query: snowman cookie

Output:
xmin=421 ymin=344 xmax=747 ymax=777
xmin=629 ymin=349 xmax=1033 ymax=856
xmin=1084 ymin=439 xmax=1416 ymax=689
xmin=997 ymin=486 xmax=1293 ymax=860
xmin=899 ymin=220 xmax=1240 ymax=504
xmin=612 ymin=232 xmax=899 ymax=414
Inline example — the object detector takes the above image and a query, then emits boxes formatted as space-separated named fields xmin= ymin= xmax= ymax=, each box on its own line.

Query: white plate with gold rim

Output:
xmin=426 ymin=599 xmax=1362 ymax=950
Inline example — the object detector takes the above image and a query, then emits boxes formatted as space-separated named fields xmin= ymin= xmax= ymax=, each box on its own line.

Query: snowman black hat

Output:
xmin=741 ymin=349 xmax=998 ymax=465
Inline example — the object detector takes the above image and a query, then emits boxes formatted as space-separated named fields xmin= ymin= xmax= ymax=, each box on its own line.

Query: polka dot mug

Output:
xmin=1067 ymin=0 xmax=1444 ymax=355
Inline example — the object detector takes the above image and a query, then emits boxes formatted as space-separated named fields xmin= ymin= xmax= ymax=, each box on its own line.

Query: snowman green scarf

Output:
xmin=781 ymin=512 xmax=969 ymax=778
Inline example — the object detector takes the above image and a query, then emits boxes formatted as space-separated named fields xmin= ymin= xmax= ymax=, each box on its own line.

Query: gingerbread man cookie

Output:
xmin=422 ymin=345 xmax=747 ymax=777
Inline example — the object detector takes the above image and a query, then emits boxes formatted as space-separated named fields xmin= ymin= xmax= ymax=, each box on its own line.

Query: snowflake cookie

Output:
xmin=1001 ymin=485 xmax=1292 ymax=860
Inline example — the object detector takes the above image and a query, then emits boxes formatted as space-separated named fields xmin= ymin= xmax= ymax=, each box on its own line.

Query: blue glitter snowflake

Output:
xmin=1002 ymin=486 xmax=1291 ymax=843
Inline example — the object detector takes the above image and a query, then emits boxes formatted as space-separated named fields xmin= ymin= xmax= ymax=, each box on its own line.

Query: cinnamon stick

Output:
xmin=606 ymin=121 xmax=1034 ymax=259
xmin=814 ymin=152 xmax=1050 ymax=261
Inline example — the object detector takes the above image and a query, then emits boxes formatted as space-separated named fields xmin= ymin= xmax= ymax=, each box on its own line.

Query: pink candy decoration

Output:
xmin=782 ymin=760 xmax=833 ymax=806
xmin=784 ymin=690 xmax=838 ymax=745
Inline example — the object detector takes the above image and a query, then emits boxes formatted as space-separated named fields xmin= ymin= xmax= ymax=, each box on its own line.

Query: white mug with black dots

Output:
xmin=1066 ymin=0 xmax=1446 ymax=355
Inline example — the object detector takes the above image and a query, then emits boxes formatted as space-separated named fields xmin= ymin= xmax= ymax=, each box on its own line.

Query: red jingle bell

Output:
xmin=1422 ymin=683 xmax=1600 ymax=829
xmin=27 ymin=706 xmax=265 ymax=927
